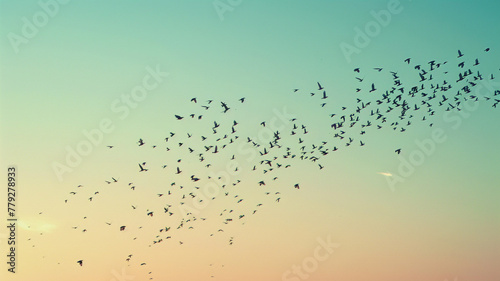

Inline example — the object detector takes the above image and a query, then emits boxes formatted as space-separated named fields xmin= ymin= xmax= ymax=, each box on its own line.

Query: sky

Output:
xmin=1 ymin=0 xmax=499 ymax=281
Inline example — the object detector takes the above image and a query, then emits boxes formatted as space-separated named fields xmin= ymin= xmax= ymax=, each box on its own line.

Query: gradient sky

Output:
xmin=1 ymin=1 xmax=500 ymax=281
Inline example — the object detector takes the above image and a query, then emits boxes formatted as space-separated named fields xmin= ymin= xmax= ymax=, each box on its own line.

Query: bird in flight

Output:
xmin=59 ymin=46 xmax=500 ymax=281
xmin=139 ymin=163 xmax=148 ymax=172
xmin=221 ymin=102 xmax=230 ymax=113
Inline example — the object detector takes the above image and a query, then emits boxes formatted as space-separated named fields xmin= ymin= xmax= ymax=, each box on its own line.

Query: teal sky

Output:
xmin=2 ymin=0 xmax=500 ymax=174
xmin=1 ymin=1 xmax=499 ymax=281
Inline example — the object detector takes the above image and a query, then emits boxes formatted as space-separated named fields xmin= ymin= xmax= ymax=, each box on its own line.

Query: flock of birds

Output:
xmin=29 ymin=47 xmax=499 ymax=279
